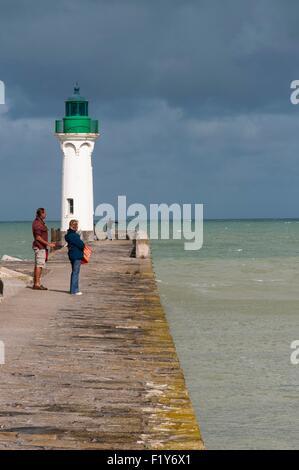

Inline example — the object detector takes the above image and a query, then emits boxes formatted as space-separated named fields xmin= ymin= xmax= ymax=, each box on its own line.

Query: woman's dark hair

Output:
xmin=36 ymin=207 xmax=45 ymax=217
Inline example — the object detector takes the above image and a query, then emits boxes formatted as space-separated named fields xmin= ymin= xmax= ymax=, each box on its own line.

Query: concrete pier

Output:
xmin=0 ymin=240 xmax=204 ymax=450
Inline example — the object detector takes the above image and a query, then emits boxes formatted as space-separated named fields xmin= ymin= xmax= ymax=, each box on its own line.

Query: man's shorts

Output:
xmin=33 ymin=248 xmax=46 ymax=268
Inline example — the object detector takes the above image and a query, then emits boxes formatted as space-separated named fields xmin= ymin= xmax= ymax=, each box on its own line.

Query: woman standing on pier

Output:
xmin=65 ymin=220 xmax=85 ymax=296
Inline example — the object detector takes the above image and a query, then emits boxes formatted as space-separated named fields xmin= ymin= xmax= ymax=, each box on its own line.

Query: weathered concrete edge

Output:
xmin=138 ymin=243 xmax=205 ymax=450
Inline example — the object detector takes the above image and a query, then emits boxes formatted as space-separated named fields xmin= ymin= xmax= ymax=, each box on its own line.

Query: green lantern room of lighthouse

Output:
xmin=55 ymin=84 xmax=99 ymax=134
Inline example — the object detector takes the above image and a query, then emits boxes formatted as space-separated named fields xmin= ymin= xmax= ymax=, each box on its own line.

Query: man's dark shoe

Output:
xmin=33 ymin=285 xmax=48 ymax=290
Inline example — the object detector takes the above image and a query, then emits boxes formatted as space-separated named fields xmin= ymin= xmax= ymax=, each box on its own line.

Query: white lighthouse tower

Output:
xmin=55 ymin=85 xmax=99 ymax=241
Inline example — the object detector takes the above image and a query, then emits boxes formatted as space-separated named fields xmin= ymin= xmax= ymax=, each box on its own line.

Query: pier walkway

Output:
xmin=0 ymin=241 xmax=204 ymax=450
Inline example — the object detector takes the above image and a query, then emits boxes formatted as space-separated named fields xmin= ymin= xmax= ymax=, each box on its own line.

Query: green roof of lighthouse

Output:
xmin=66 ymin=83 xmax=87 ymax=102
xmin=55 ymin=84 xmax=99 ymax=134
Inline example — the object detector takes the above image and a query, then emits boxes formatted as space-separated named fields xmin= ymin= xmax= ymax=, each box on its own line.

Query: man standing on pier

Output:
xmin=32 ymin=208 xmax=55 ymax=290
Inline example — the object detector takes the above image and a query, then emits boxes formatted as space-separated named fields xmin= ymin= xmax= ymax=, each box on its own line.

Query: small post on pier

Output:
xmin=50 ymin=228 xmax=62 ymax=249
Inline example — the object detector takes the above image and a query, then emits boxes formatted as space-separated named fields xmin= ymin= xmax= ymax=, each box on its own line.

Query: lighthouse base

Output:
xmin=81 ymin=230 xmax=96 ymax=242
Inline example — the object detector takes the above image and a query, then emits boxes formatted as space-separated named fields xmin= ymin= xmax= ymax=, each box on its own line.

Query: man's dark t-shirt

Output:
xmin=32 ymin=217 xmax=48 ymax=249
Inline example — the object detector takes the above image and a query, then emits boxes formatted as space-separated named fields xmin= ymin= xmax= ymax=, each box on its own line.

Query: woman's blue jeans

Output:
xmin=70 ymin=259 xmax=81 ymax=294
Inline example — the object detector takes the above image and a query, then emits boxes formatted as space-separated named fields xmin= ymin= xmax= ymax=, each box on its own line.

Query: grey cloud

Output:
xmin=1 ymin=0 xmax=298 ymax=119
xmin=0 ymin=0 xmax=298 ymax=220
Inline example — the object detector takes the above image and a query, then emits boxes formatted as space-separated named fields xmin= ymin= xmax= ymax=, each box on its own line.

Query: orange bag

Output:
xmin=81 ymin=245 xmax=92 ymax=264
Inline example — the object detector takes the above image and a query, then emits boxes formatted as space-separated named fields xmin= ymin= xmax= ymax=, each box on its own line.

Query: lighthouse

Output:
xmin=55 ymin=85 xmax=99 ymax=241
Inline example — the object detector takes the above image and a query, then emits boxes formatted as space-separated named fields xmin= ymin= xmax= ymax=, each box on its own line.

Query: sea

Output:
xmin=1 ymin=219 xmax=299 ymax=449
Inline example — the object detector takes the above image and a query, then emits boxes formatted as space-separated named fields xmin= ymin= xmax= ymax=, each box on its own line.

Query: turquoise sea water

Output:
xmin=1 ymin=219 xmax=299 ymax=449
xmin=151 ymin=220 xmax=299 ymax=450
xmin=0 ymin=221 xmax=59 ymax=260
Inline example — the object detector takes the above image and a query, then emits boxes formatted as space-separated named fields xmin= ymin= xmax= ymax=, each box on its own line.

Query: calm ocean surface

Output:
xmin=1 ymin=219 xmax=299 ymax=449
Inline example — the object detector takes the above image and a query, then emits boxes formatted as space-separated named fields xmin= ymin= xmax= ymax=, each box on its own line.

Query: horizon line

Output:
xmin=1 ymin=217 xmax=299 ymax=223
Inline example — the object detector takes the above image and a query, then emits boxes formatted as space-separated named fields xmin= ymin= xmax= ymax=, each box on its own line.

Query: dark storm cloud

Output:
xmin=2 ymin=0 xmax=299 ymax=118
xmin=0 ymin=0 xmax=299 ymax=219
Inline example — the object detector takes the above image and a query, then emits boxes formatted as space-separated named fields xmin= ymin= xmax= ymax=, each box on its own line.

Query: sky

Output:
xmin=1 ymin=0 xmax=299 ymax=220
